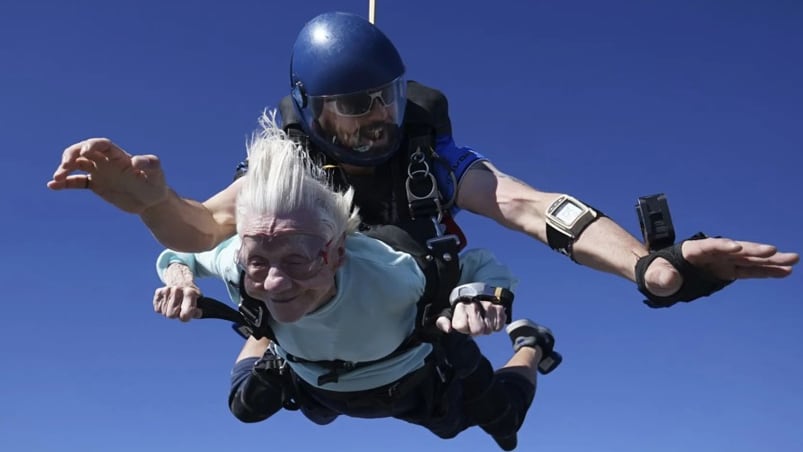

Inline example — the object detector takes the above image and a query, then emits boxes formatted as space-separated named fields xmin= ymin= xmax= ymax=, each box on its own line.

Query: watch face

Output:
xmin=554 ymin=201 xmax=583 ymax=225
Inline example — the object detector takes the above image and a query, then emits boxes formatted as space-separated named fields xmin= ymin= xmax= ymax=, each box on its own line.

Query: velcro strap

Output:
xmin=635 ymin=232 xmax=733 ymax=308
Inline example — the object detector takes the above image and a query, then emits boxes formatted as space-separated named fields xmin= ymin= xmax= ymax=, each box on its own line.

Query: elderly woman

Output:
xmin=153 ymin=113 xmax=559 ymax=451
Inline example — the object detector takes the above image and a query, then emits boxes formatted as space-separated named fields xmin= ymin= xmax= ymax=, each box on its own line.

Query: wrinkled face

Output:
xmin=237 ymin=210 xmax=343 ymax=323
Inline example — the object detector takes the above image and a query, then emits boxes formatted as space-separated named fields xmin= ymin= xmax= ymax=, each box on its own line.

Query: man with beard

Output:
xmin=48 ymin=11 xmax=799 ymax=321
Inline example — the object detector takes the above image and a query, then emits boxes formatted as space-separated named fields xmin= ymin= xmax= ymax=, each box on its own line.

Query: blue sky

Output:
xmin=2 ymin=1 xmax=802 ymax=451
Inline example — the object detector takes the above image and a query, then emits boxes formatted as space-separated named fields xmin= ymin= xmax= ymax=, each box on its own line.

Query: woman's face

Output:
xmin=237 ymin=211 xmax=342 ymax=323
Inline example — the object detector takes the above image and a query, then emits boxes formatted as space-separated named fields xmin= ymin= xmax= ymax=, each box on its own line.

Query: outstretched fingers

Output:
xmin=685 ymin=238 xmax=798 ymax=264
xmin=683 ymin=237 xmax=798 ymax=281
xmin=733 ymin=264 xmax=795 ymax=279
xmin=682 ymin=237 xmax=742 ymax=262
xmin=58 ymin=174 xmax=92 ymax=190
xmin=49 ymin=138 xmax=128 ymax=189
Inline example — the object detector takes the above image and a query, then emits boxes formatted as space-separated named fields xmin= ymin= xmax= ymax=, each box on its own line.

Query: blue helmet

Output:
xmin=290 ymin=12 xmax=407 ymax=166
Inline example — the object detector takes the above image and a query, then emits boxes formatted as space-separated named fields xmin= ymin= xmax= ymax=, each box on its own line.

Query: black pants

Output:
xmin=289 ymin=332 xmax=536 ymax=439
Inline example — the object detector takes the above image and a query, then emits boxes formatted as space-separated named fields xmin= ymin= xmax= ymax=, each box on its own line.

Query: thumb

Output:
xmin=435 ymin=316 xmax=452 ymax=334
xmin=645 ymin=257 xmax=683 ymax=297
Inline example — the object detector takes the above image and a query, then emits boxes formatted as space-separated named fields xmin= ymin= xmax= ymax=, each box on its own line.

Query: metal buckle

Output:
xmin=239 ymin=301 xmax=264 ymax=328
xmin=405 ymin=170 xmax=438 ymax=201
xmin=426 ymin=234 xmax=461 ymax=262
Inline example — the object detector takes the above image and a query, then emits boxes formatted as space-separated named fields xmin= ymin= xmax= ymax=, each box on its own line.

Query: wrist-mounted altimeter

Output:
xmin=545 ymin=195 xmax=600 ymax=259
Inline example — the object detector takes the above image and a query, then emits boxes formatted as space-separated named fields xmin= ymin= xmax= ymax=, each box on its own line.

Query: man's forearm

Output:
xmin=140 ymin=189 xmax=222 ymax=252
xmin=457 ymin=165 xmax=648 ymax=282
xmin=570 ymin=215 xmax=648 ymax=281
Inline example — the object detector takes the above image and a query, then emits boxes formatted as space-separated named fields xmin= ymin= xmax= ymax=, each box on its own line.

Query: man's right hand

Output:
xmin=47 ymin=138 xmax=169 ymax=214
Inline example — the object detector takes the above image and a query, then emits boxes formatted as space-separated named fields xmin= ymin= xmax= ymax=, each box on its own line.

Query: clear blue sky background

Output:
xmin=2 ymin=1 xmax=801 ymax=451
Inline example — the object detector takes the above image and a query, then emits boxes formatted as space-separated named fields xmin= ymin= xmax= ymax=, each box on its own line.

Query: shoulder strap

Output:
xmin=405 ymin=80 xmax=452 ymax=137
xmin=278 ymin=95 xmax=302 ymax=130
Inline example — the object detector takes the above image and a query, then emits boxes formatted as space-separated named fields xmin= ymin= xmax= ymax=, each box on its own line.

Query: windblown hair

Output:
xmin=236 ymin=110 xmax=361 ymax=239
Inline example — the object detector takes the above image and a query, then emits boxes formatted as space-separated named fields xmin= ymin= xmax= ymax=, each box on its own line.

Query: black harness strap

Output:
xmin=236 ymin=272 xmax=277 ymax=341
xmin=285 ymin=341 xmax=423 ymax=386
xmin=196 ymin=296 xmax=255 ymax=339
xmin=363 ymin=225 xmax=460 ymax=333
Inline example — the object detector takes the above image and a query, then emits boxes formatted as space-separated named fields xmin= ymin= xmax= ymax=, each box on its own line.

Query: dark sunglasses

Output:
xmin=325 ymin=83 xmax=399 ymax=117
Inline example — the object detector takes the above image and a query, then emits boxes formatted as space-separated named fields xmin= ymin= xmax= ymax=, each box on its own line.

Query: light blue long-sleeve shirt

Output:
xmin=156 ymin=233 xmax=517 ymax=391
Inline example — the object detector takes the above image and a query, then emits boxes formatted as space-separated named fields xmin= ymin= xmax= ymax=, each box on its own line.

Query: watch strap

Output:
xmin=546 ymin=223 xmax=573 ymax=257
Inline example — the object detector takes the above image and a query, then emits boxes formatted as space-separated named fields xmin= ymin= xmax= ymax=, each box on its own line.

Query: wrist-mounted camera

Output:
xmin=635 ymin=193 xmax=675 ymax=251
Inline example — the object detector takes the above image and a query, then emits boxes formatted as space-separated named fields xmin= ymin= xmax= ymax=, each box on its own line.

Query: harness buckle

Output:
xmin=255 ymin=352 xmax=287 ymax=372
xmin=316 ymin=360 xmax=356 ymax=386
xmin=406 ymin=169 xmax=437 ymax=201
xmin=406 ymin=147 xmax=443 ymax=222
xmin=239 ymin=299 xmax=264 ymax=328
xmin=426 ymin=234 xmax=461 ymax=261
xmin=232 ymin=324 xmax=254 ymax=339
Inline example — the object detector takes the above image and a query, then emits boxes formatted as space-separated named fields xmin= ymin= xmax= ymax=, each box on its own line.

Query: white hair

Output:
xmin=235 ymin=110 xmax=361 ymax=239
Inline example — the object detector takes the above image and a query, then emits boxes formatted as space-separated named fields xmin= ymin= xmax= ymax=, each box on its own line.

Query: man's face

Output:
xmin=308 ymin=77 xmax=407 ymax=164
xmin=237 ymin=210 xmax=341 ymax=323
xmin=317 ymin=97 xmax=397 ymax=153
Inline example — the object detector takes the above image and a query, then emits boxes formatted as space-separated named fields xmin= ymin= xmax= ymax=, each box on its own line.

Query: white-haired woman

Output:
xmin=154 ymin=113 xmax=559 ymax=451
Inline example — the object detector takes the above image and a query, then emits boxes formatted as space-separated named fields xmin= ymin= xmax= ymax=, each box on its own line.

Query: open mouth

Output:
xmin=353 ymin=125 xmax=388 ymax=153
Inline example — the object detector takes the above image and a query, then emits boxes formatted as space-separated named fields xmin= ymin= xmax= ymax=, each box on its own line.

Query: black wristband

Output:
xmin=635 ymin=232 xmax=734 ymax=308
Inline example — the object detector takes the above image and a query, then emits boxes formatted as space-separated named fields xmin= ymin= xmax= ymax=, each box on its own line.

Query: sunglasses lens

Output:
xmin=329 ymin=81 xmax=400 ymax=117
xmin=334 ymin=93 xmax=374 ymax=116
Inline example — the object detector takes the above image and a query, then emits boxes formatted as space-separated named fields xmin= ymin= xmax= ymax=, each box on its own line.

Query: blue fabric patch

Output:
xmin=431 ymin=135 xmax=486 ymax=216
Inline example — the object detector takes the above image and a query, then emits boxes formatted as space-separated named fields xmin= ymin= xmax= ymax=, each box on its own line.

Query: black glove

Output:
xmin=635 ymin=233 xmax=734 ymax=308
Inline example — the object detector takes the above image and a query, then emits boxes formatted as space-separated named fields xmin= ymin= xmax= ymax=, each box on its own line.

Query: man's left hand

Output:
xmin=643 ymin=237 xmax=799 ymax=297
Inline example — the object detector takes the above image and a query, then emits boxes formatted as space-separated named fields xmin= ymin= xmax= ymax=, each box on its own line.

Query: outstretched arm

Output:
xmin=48 ymin=138 xmax=239 ymax=252
xmin=456 ymin=161 xmax=798 ymax=299
xmin=141 ymin=180 xmax=240 ymax=252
